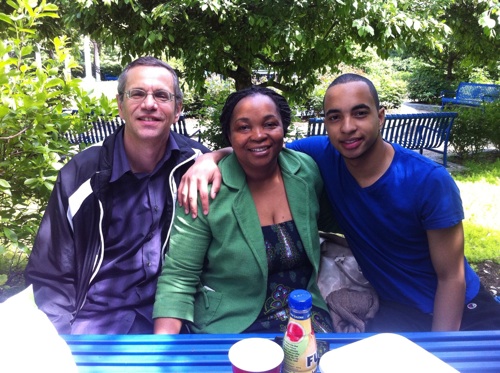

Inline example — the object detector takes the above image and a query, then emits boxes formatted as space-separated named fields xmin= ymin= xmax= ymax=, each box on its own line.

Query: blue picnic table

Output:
xmin=63 ymin=330 xmax=500 ymax=372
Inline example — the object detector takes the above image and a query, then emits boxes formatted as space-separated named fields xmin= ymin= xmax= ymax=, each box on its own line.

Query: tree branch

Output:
xmin=0 ymin=127 xmax=29 ymax=141
xmin=255 ymin=53 xmax=292 ymax=68
xmin=259 ymin=80 xmax=291 ymax=93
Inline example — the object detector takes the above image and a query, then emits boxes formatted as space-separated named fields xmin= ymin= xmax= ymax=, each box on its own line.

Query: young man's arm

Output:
xmin=427 ymin=222 xmax=466 ymax=331
xmin=177 ymin=148 xmax=232 ymax=217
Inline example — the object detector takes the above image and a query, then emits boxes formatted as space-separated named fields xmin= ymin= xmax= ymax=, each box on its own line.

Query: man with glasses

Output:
xmin=25 ymin=56 xmax=210 ymax=334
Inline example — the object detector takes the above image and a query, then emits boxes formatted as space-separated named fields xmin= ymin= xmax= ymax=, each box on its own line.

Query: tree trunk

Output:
xmin=446 ymin=54 xmax=456 ymax=82
xmin=231 ymin=66 xmax=253 ymax=91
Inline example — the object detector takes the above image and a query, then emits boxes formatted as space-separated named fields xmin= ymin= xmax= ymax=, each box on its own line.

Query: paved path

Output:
xmin=396 ymin=102 xmax=441 ymax=114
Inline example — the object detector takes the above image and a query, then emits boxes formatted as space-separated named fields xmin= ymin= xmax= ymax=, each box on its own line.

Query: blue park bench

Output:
xmin=65 ymin=115 xmax=201 ymax=145
xmin=307 ymin=111 xmax=458 ymax=167
xmin=440 ymin=82 xmax=499 ymax=109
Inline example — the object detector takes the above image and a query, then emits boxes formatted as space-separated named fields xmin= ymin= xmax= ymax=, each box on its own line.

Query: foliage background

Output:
xmin=0 ymin=1 xmax=116 ymax=286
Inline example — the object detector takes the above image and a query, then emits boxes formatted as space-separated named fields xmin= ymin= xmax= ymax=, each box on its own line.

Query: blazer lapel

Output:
xmin=222 ymin=154 xmax=269 ymax=277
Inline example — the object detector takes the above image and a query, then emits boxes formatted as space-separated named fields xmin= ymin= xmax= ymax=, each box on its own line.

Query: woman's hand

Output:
xmin=153 ymin=318 xmax=183 ymax=334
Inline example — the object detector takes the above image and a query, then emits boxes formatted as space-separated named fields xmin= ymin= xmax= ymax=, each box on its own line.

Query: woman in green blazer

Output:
xmin=153 ymin=87 xmax=337 ymax=334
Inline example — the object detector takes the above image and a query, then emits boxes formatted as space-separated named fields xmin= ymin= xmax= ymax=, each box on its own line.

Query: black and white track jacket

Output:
xmin=25 ymin=126 xmax=209 ymax=333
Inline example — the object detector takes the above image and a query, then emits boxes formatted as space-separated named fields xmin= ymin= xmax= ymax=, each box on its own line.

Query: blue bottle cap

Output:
xmin=289 ymin=289 xmax=312 ymax=311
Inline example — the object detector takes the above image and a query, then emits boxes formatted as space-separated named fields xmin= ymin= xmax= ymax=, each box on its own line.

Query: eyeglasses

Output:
xmin=125 ymin=88 xmax=175 ymax=103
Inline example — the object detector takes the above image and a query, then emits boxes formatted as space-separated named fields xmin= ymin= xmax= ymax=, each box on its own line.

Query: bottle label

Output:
xmin=283 ymin=320 xmax=318 ymax=373
xmin=289 ymin=310 xmax=310 ymax=321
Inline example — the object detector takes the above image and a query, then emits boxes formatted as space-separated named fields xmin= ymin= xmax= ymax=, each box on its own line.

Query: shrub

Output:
xmin=365 ymin=55 xmax=407 ymax=109
xmin=448 ymin=101 xmax=500 ymax=157
xmin=449 ymin=107 xmax=488 ymax=156
xmin=100 ymin=62 xmax=122 ymax=79
xmin=189 ymin=74 xmax=305 ymax=148
xmin=0 ymin=1 xmax=115 ymax=286
xmin=99 ymin=45 xmax=123 ymax=78
xmin=406 ymin=63 xmax=451 ymax=104
xmin=484 ymin=100 xmax=500 ymax=151
xmin=374 ymin=76 xmax=407 ymax=109
xmin=296 ymin=72 xmax=332 ymax=118
xmin=195 ymin=74 xmax=234 ymax=150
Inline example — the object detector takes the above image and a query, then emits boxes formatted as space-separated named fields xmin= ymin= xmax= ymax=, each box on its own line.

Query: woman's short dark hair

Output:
xmin=220 ymin=86 xmax=291 ymax=146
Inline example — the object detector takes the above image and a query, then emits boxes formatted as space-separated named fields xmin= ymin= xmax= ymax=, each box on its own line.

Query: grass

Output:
xmin=450 ymin=152 xmax=500 ymax=264
xmin=452 ymin=155 xmax=500 ymax=184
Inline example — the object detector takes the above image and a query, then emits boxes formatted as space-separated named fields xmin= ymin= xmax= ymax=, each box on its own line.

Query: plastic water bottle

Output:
xmin=282 ymin=289 xmax=318 ymax=373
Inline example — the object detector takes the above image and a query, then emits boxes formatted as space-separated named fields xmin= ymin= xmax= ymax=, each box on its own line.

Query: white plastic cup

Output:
xmin=228 ymin=338 xmax=284 ymax=373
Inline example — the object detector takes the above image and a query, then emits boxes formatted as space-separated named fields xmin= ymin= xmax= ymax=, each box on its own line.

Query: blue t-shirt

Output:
xmin=287 ymin=137 xmax=480 ymax=314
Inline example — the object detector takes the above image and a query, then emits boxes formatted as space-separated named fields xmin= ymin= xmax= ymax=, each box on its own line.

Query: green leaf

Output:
xmin=6 ymin=0 xmax=17 ymax=10
xmin=0 ymin=179 xmax=11 ymax=189
xmin=364 ymin=25 xmax=374 ymax=36
xmin=43 ymin=4 xmax=60 ymax=12
xmin=484 ymin=17 xmax=495 ymax=29
xmin=21 ymin=45 xmax=33 ymax=56
xmin=0 ymin=13 xmax=14 ymax=25
xmin=40 ymin=12 xmax=60 ymax=19
xmin=24 ymin=178 xmax=39 ymax=186
xmin=147 ymin=33 xmax=156 ymax=44
xmin=44 ymin=77 xmax=64 ymax=89
xmin=43 ymin=181 xmax=54 ymax=190
xmin=413 ymin=19 xmax=422 ymax=31
xmin=3 ymin=227 xmax=18 ymax=242
xmin=19 ymin=28 xmax=36 ymax=34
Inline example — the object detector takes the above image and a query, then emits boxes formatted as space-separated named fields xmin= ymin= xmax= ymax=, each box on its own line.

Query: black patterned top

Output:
xmin=243 ymin=220 xmax=333 ymax=333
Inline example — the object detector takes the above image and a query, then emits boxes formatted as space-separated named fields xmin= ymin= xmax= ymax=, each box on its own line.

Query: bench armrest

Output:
xmin=482 ymin=94 xmax=500 ymax=103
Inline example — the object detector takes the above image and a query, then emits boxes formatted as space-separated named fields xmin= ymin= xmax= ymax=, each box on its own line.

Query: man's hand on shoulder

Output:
xmin=178 ymin=148 xmax=231 ymax=217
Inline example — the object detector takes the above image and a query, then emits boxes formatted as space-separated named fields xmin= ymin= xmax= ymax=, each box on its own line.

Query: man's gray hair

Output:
xmin=117 ymin=56 xmax=183 ymax=107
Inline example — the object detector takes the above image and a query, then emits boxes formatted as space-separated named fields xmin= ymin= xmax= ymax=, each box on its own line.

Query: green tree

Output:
xmin=478 ymin=0 xmax=500 ymax=38
xmin=403 ymin=0 xmax=500 ymax=83
xmin=66 ymin=0 xmax=451 ymax=101
xmin=0 ymin=0 xmax=116 ymax=286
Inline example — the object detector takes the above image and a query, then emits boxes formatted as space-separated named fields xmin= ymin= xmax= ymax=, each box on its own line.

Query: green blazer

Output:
xmin=153 ymin=148 xmax=336 ymax=333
